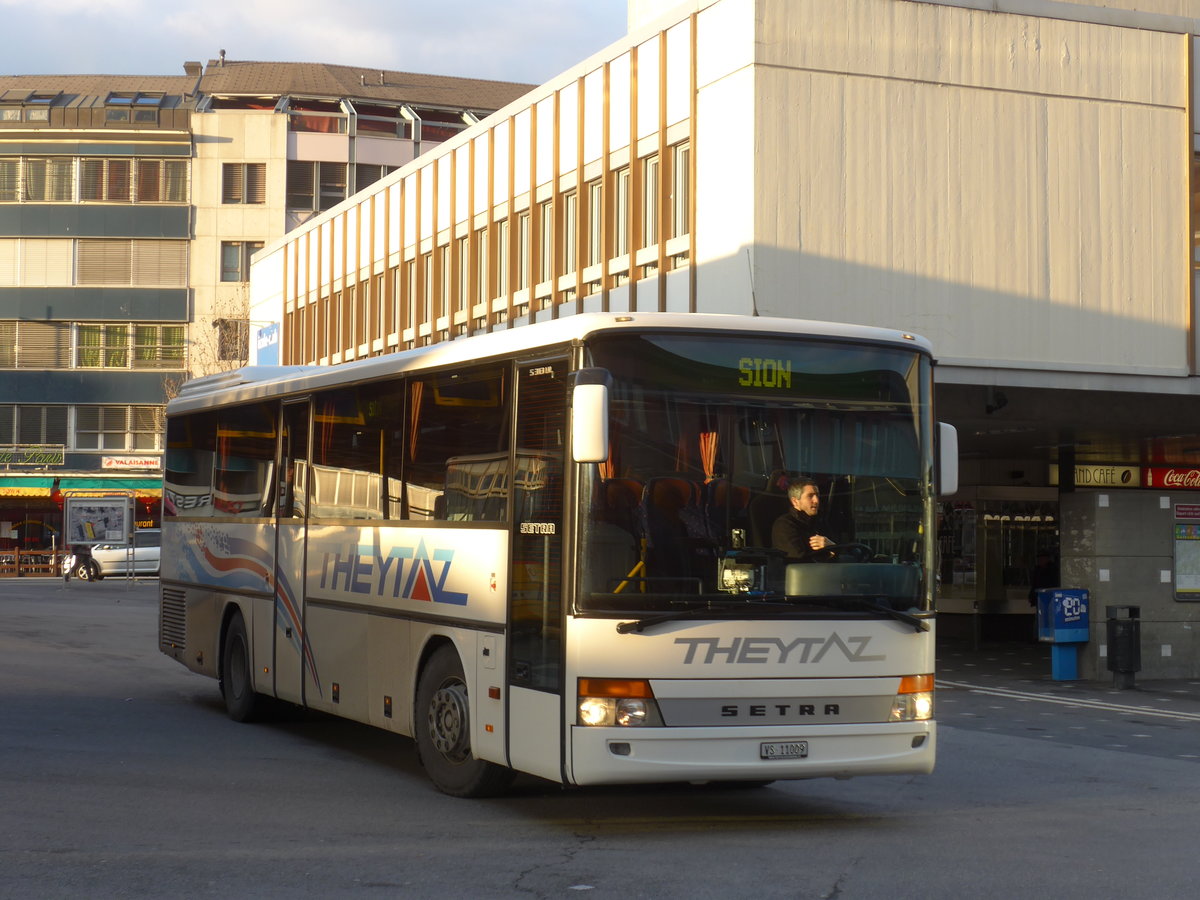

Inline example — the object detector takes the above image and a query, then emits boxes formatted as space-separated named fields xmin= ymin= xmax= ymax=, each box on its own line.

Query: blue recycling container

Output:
xmin=1035 ymin=588 xmax=1089 ymax=680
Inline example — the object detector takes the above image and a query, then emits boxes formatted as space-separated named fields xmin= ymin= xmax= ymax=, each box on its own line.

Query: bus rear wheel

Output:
xmin=220 ymin=611 xmax=261 ymax=723
xmin=415 ymin=645 xmax=514 ymax=798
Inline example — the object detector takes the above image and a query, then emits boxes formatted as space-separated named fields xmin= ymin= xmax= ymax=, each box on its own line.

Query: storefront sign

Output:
xmin=1176 ymin=505 xmax=1200 ymax=520
xmin=1048 ymin=464 xmax=1139 ymax=487
xmin=101 ymin=456 xmax=160 ymax=471
xmin=1145 ymin=468 xmax=1200 ymax=490
xmin=0 ymin=445 xmax=65 ymax=466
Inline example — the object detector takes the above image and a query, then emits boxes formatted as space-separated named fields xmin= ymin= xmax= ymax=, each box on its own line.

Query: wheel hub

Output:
xmin=428 ymin=681 xmax=470 ymax=762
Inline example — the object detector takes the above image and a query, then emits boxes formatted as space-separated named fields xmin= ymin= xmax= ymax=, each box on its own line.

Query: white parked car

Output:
xmin=64 ymin=529 xmax=161 ymax=581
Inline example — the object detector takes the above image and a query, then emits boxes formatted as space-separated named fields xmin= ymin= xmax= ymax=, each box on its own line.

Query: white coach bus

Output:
xmin=159 ymin=312 xmax=958 ymax=796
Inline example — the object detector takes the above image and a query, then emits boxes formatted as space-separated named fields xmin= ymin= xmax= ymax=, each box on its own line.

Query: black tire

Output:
xmin=77 ymin=560 xmax=100 ymax=581
xmin=220 ymin=611 xmax=261 ymax=722
xmin=415 ymin=645 xmax=514 ymax=798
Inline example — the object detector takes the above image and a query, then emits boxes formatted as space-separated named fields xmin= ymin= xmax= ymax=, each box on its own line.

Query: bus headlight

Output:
xmin=577 ymin=678 xmax=664 ymax=726
xmin=890 ymin=674 xmax=934 ymax=721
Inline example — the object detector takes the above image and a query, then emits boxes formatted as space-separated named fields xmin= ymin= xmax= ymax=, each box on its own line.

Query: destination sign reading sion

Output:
xmin=738 ymin=357 xmax=792 ymax=389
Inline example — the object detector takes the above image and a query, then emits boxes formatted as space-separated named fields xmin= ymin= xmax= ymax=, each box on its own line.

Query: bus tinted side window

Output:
xmin=310 ymin=384 xmax=398 ymax=519
xmin=214 ymin=403 xmax=278 ymax=517
xmin=406 ymin=365 xmax=509 ymax=521
xmin=164 ymin=411 xmax=217 ymax=517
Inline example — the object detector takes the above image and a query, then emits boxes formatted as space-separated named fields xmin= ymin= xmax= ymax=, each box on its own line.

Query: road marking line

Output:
xmin=936 ymin=680 xmax=1200 ymax=723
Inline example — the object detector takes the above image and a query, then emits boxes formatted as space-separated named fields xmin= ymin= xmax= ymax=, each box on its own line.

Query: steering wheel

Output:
xmin=830 ymin=542 xmax=874 ymax=563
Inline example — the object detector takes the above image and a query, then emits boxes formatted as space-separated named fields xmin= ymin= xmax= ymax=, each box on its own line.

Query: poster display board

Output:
xmin=64 ymin=497 xmax=133 ymax=545
xmin=1173 ymin=523 xmax=1200 ymax=601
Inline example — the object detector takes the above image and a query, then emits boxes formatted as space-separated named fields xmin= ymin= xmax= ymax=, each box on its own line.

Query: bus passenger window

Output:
xmin=405 ymin=366 xmax=509 ymax=521
xmin=310 ymin=385 xmax=392 ymax=519
xmin=164 ymin=411 xmax=217 ymax=517
xmin=213 ymin=403 xmax=277 ymax=517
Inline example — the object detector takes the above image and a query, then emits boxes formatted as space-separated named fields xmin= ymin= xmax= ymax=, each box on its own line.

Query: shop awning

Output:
xmin=0 ymin=476 xmax=162 ymax=498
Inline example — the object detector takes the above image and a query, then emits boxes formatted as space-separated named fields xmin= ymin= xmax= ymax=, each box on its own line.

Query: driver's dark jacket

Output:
xmin=771 ymin=508 xmax=836 ymax=562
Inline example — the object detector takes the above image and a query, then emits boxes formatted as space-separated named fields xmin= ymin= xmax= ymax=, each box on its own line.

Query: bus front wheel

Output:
xmin=220 ymin=611 xmax=261 ymax=723
xmin=415 ymin=645 xmax=514 ymax=798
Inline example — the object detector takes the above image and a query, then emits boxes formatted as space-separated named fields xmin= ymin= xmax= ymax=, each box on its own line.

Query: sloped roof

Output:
xmin=0 ymin=59 xmax=535 ymax=114
xmin=0 ymin=74 xmax=198 ymax=109
xmin=198 ymin=60 xmax=533 ymax=111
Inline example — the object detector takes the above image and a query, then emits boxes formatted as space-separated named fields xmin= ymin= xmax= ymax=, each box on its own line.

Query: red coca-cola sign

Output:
xmin=1145 ymin=468 xmax=1200 ymax=489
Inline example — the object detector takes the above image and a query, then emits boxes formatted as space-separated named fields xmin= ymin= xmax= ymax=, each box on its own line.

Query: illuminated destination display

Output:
xmin=738 ymin=357 xmax=793 ymax=389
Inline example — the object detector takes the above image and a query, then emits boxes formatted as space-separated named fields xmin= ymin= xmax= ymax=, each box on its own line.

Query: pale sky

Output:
xmin=0 ymin=0 xmax=631 ymax=87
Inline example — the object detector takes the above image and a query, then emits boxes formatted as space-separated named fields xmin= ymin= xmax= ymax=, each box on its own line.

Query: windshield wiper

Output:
xmin=615 ymin=596 xmax=929 ymax=634
xmin=615 ymin=603 xmax=751 ymax=634
xmin=796 ymin=596 xmax=929 ymax=633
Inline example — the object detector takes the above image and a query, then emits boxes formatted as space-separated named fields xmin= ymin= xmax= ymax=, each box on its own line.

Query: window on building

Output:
xmin=438 ymin=246 xmax=450 ymax=321
xmin=414 ymin=107 xmax=469 ymax=145
xmin=585 ymin=180 xmax=603 ymax=267
xmin=77 ymin=324 xmax=129 ymax=368
xmin=473 ymin=227 xmax=488 ymax=308
xmin=421 ymin=252 xmax=433 ymax=325
xmin=614 ymin=167 xmax=631 ymax=257
xmin=23 ymin=158 xmax=74 ymax=202
xmin=495 ymin=219 xmax=510 ymax=297
xmin=562 ymin=191 xmax=577 ymax=275
xmin=222 ymin=163 xmax=266 ymax=204
xmin=455 ymin=235 xmax=468 ymax=313
xmin=354 ymin=163 xmax=394 ymax=192
xmin=0 ymin=160 xmax=19 ymax=202
xmin=0 ymin=322 xmax=14 ymax=367
xmin=286 ymin=161 xmax=347 ymax=211
xmin=404 ymin=259 xmax=416 ymax=330
xmin=537 ymin=200 xmax=552 ymax=285
xmin=77 ymin=240 xmax=187 ymax=287
xmin=670 ymin=142 xmax=690 ymax=240
xmin=286 ymin=99 xmax=346 ymax=134
xmin=516 ymin=211 xmax=530 ymax=291
xmin=221 ymin=241 xmax=263 ymax=282
xmin=216 ymin=318 xmax=249 ymax=361
xmin=135 ymin=159 xmax=189 ymax=203
xmin=135 ymin=325 xmax=186 ymax=368
xmin=641 ymin=154 xmax=660 ymax=248
xmin=104 ymin=92 xmax=162 ymax=125
xmin=12 ymin=322 xmax=70 ymax=368
xmin=76 ymin=405 xmax=161 ymax=451
xmin=9 ymin=405 xmax=69 ymax=445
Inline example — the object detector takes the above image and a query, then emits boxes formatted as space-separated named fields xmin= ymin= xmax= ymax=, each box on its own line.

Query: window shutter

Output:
xmin=246 ymin=163 xmax=266 ymax=203
xmin=79 ymin=159 xmax=105 ymax=201
xmin=18 ymin=322 xmax=71 ymax=368
xmin=131 ymin=240 xmax=186 ymax=286
xmin=0 ymin=239 xmax=16 ymax=285
xmin=222 ymin=163 xmax=244 ymax=203
xmin=137 ymin=160 xmax=161 ymax=202
xmin=78 ymin=240 xmax=132 ymax=285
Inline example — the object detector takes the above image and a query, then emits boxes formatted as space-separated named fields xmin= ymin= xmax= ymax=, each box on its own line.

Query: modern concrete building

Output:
xmin=0 ymin=59 xmax=531 ymax=569
xmin=247 ymin=0 xmax=1200 ymax=678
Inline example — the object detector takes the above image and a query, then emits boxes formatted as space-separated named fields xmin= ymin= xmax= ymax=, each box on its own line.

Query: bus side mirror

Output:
xmin=938 ymin=422 xmax=959 ymax=497
xmin=571 ymin=368 xmax=611 ymax=464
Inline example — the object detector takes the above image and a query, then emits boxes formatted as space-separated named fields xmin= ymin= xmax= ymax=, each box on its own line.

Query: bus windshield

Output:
xmin=578 ymin=332 xmax=934 ymax=617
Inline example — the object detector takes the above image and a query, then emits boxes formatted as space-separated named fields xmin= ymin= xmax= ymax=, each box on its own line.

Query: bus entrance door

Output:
xmin=273 ymin=399 xmax=310 ymax=706
xmin=506 ymin=358 xmax=567 ymax=782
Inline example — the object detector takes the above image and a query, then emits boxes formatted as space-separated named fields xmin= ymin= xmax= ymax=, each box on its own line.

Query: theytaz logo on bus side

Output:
xmin=316 ymin=539 xmax=468 ymax=605
xmin=674 ymin=635 xmax=885 ymax=665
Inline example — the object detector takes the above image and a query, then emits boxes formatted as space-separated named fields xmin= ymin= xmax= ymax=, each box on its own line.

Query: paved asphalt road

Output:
xmin=3 ymin=578 xmax=1200 ymax=899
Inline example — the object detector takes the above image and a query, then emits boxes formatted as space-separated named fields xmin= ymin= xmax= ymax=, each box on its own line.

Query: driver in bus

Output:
xmin=772 ymin=477 xmax=837 ymax=562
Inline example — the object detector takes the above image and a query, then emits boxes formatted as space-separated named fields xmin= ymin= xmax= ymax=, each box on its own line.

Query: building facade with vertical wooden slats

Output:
xmin=249 ymin=0 xmax=1200 ymax=678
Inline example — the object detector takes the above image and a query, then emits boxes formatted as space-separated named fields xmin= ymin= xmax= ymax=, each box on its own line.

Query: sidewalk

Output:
xmin=936 ymin=636 xmax=1200 ymax=712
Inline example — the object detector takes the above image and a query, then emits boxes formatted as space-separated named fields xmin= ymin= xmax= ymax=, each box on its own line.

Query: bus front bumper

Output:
xmin=567 ymin=721 xmax=935 ymax=786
